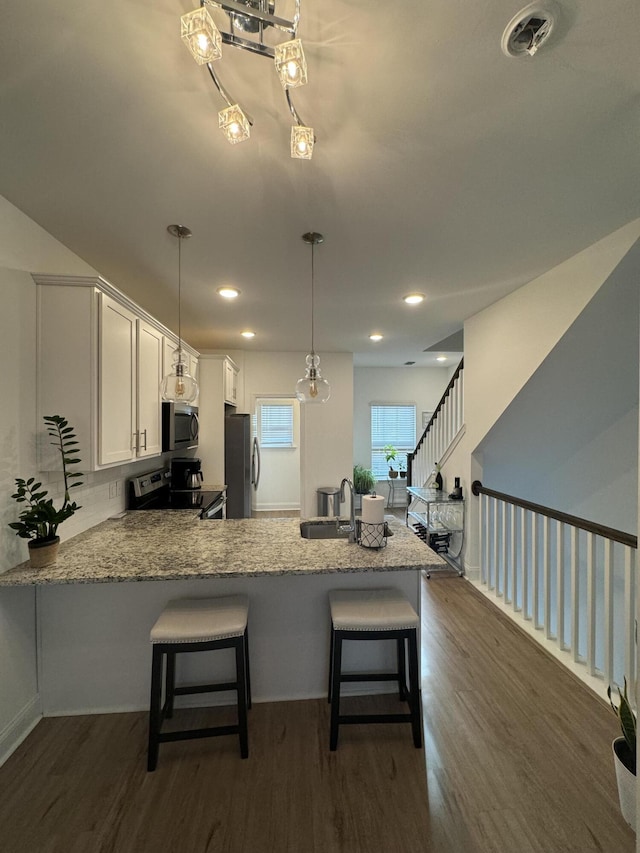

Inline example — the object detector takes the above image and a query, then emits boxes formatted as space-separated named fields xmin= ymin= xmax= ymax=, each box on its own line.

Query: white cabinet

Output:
xmin=224 ymin=357 xmax=239 ymax=406
xmin=35 ymin=275 xmax=196 ymax=471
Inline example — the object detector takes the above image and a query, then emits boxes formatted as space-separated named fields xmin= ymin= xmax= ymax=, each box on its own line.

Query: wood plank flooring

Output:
xmin=0 ymin=573 xmax=634 ymax=852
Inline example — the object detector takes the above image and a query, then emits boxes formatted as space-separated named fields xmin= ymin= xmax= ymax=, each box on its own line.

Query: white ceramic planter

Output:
xmin=613 ymin=737 xmax=636 ymax=831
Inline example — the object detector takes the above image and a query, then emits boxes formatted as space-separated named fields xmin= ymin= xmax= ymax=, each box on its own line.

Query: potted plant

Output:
xmin=384 ymin=445 xmax=399 ymax=478
xmin=353 ymin=464 xmax=376 ymax=495
xmin=399 ymin=454 xmax=407 ymax=478
xmin=9 ymin=415 xmax=83 ymax=568
xmin=608 ymin=677 xmax=636 ymax=830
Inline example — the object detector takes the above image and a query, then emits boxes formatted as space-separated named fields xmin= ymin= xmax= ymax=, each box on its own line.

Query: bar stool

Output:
xmin=328 ymin=588 xmax=422 ymax=751
xmin=147 ymin=594 xmax=251 ymax=772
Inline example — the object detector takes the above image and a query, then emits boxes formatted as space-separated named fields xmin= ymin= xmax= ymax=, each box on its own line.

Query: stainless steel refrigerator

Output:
xmin=224 ymin=414 xmax=260 ymax=518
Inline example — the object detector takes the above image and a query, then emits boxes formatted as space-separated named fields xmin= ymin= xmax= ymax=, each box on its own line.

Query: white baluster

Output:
xmin=586 ymin=532 xmax=596 ymax=675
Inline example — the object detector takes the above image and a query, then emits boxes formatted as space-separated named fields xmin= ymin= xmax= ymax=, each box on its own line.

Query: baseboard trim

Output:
xmin=0 ymin=694 xmax=42 ymax=768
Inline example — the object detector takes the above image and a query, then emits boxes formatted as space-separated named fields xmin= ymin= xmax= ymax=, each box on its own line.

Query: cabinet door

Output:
xmin=98 ymin=294 xmax=136 ymax=465
xmin=224 ymin=359 xmax=238 ymax=405
xmin=137 ymin=320 xmax=163 ymax=458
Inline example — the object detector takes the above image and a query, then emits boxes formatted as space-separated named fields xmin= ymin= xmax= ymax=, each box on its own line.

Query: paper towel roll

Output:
xmin=362 ymin=494 xmax=385 ymax=525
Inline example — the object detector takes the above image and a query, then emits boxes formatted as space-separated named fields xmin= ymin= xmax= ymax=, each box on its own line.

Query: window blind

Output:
xmin=259 ymin=403 xmax=294 ymax=448
xmin=370 ymin=404 xmax=416 ymax=478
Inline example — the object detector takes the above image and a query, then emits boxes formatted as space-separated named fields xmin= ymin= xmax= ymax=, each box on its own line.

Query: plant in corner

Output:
xmin=9 ymin=415 xmax=83 ymax=568
xmin=608 ymin=677 xmax=636 ymax=830
xmin=383 ymin=445 xmax=398 ymax=478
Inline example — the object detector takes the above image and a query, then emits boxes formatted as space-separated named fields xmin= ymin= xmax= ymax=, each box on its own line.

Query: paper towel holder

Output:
xmin=356 ymin=519 xmax=393 ymax=549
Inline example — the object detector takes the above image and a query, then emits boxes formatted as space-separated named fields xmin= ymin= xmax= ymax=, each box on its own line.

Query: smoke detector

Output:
xmin=501 ymin=3 xmax=556 ymax=58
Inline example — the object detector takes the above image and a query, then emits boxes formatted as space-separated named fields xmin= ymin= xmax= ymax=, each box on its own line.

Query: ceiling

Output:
xmin=0 ymin=0 xmax=638 ymax=368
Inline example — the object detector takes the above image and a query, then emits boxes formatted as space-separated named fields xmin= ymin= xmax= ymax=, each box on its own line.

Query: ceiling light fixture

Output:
xmin=369 ymin=334 xmax=383 ymax=342
xmin=436 ymin=355 xmax=447 ymax=362
xmin=241 ymin=330 xmax=256 ymax=338
xmin=217 ymin=286 xmax=240 ymax=298
xmin=180 ymin=0 xmax=315 ymax=158
xmin=296 ymin=232 xmax=330 ymax=404
xmin=403 ymin=293 xmax=425 ymax=305
xmin=161 ymin=225 xmax=199 ymax=403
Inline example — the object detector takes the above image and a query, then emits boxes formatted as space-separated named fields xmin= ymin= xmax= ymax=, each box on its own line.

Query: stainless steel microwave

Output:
xmin=162 ymin=402 xmax=199 ymax=452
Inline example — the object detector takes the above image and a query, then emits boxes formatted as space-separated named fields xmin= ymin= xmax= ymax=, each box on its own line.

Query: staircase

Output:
xmin=407 ymin=359 xmax=464 ymax=488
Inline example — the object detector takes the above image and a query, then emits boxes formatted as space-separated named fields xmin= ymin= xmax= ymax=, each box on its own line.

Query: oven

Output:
xmin=162 ymin=402 xmax=199 ymax=452
xmin=127 ymin=468 xmax=225 ymax=519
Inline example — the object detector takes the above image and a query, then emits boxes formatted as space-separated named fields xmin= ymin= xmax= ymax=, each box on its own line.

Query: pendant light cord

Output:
xmin=310 ymin=239 xmax=315 ymax=355
xmin=177 ymin=235 xmax=183 ymax=354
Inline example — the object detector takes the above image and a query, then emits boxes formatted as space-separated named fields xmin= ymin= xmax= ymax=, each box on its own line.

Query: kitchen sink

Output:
xmin=300 ymin=519 xmax=352 ymax=540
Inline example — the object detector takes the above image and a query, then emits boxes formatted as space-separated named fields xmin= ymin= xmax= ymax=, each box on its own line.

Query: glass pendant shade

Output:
xmin=274 ymin=39 xmax=308 ymax=89
xmin=181 ymin=7 xmax=222 ymax=65
xmin=296 ymin=353 xmax=330 ymax=403
xmin=291 ymin=125 xmax=314 ymax=159
xmin=219 ymin=104 xmax=251 ymax=144
xmin=161 ymin=348 xmax=198 ymax=403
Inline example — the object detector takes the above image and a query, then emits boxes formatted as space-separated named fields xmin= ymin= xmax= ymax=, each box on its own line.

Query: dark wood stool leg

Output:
xmin=243 ymin=627 xmax=252 ymax=710
xmin=147 ymin=644 xmax=164 ymax=772
xmin=165 ymin=651 xmax=176 ymax=718
xmin=329 ymin=632 xmax=343 ymax=751
xmin=235 ymin=637 xmax=249 ymax=759
xmin=397 ymin=637 xmax=407 ymax=700
xmin=407 ymin=629 xmax=422 ymax=749
xmin=328 ymin=625 xmax=335 ymax=703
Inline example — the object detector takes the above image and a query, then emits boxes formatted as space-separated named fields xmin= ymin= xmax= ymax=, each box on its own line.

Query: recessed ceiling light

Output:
xmin=241 ymin=330 xmax=255 ymax=338
xmin=436 ymin=355 xmax=447 ymax=362
xmin=403 ymin=293 xmax=425 ymax=305
xmin=369 ymin=333 xmax=383 ymax=342
xmin=217 ymin=286 xmax=240 ymax=299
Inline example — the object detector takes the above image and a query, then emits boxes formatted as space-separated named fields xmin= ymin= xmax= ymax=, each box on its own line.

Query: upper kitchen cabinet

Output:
xmin=224 ymin=357 xmax=239 ymax=406
xmin=35 ymin=275 xmax=199 ymax=471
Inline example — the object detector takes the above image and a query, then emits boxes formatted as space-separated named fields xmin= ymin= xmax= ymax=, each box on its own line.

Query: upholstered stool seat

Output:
xmin=147 ymin=595 xmax=251 ymax=771
xmin=328 ymin=588 xmax=422 ymax=750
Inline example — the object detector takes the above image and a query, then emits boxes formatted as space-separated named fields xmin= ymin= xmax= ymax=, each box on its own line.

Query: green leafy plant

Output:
xmin=9 ymin=415 xmax=83 ymax=542
xmin=608 ymin=677 xmax=637 ymax=774
xmin=353 ymin=464 xmax=376 ymax=495
xmin=383 ymin=444 xmax=398 ymax=470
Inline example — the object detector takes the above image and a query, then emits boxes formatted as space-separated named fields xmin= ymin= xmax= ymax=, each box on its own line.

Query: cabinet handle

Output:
xmin=141 ymin=429 xmax=147 ymax=451
xmin=132 ymin=431 xmax=139 ymax=453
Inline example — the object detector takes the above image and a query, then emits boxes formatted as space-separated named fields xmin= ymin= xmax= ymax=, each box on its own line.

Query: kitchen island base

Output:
xmin=38 ymin=571 xmax=421 ymax=715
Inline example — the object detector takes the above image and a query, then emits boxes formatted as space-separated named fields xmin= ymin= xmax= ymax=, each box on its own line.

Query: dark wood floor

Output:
xmin=0 ymin=574 xmax=634 ymax=853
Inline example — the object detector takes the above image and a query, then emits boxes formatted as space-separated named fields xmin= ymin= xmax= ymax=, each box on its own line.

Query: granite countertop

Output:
xmin=0 ymin=513 xmax=446 ymax=586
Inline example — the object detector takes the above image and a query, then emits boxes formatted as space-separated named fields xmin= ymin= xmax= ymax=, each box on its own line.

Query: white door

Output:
xmin=253 ymin=396 xmax=300 ymax=514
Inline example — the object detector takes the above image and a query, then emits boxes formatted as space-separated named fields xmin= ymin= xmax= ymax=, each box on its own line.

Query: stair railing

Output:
xmin=472 ymin=480 xmax=637 ymax=698
xmin=407 ymin=358 xmax=464 ymax=487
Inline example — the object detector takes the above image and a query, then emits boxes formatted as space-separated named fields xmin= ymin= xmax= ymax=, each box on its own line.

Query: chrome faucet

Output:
xmin=338 ymin=477 xmax=357 ymax=543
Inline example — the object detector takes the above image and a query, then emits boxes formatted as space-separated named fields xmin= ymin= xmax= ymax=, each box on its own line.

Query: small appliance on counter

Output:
xmin=171 ymin=456 xmax=204 ymax=491
xmin=127 ymin=467 xmax=225 ymax=518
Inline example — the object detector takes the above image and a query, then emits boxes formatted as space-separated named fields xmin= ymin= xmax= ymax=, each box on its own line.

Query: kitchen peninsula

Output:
xmin=1 ymin=515 xmax=445 ymax=716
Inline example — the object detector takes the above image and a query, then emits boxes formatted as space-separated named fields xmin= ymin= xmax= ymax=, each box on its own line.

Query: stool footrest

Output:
xmin=340 ymin=672 xmax=399 ymax=684
xmin=173 ymin=681 xmax=238 ymax=696
xmin=339 ymin=713 xmax=413 ymax=725
xmin=158 ymin=724 xmax=239 ymax=743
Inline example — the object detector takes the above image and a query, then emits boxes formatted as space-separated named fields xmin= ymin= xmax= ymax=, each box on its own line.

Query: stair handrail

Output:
xmin=471 ymin=480 xmax=637 ymax=549
xmin=407 ymin=357 xmax=463 ymax=485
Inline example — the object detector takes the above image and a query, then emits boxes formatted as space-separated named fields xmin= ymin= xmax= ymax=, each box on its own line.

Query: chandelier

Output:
xmin=180 ymin=0 xmax=315 ymax=159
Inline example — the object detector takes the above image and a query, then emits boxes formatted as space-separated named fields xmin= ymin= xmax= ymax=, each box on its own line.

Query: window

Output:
xmin=370 ymin=403 xmax=416 ymax=478
xmin=258 ymin=402 xmax=295 ymax=448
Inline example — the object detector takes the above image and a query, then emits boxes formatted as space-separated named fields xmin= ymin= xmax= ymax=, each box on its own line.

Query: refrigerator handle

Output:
xmin=251 ymin=437 xmax=261 ymax=489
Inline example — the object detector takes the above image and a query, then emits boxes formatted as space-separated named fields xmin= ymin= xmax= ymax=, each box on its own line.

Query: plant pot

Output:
xmin=399 ymin=471 xmax=406 ymax=478
xmin=612 ymin=737 xmax=636 ymax=830
xmin=389 ymin=470 xmax=398 ymax=479
xmin=28 ymin=536 xmax=60 ymax=569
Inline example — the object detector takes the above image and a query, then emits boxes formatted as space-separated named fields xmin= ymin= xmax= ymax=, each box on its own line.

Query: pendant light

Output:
xmin=161 ymin=224 xmax=199 ymax=403
xmin=295 ymin=232 xmax=330 ymax=404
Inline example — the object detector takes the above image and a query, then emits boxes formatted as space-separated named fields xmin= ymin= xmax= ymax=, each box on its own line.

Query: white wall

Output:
xmin=353 ymin=366 xmax=455 ymax=505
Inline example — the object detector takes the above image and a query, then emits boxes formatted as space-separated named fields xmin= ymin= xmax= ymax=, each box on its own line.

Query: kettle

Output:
xmin=187 ymin=470 xmax=203 ymax=490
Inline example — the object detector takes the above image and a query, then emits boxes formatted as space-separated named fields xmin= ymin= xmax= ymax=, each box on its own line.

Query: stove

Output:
xmin=127 ymin=468 xmax=225 ymax=518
